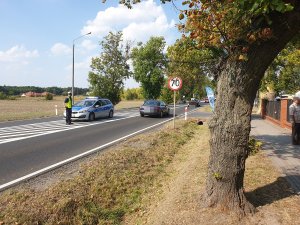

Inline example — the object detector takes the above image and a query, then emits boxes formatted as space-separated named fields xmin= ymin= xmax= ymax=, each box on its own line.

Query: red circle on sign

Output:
xmin=168 ymin=77 xmax=182 ymax=91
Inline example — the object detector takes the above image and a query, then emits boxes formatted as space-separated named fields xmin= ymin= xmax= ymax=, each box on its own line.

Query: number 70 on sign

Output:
xmin=168 ymin=77 xmax=182 ymax=91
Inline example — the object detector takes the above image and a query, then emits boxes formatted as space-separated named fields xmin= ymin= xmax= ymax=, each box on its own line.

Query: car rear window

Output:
xmin=144 ymin=100 xmax=160 ymax=106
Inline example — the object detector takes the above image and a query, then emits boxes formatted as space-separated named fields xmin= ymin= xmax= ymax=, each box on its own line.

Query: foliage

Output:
xmin=248 ymin=137 xmax=263 ymax=156
xmin=261 ymin=38 xmax=300 ymax=95
xmin=160 ymin=86 xmax=173 ymax=104
xmin=167 ymin=38 xmax=215 ymax=99
xmin=131 ymin=37 xmax=167 ymax=99
xmin=45 ymin=93 xmax=54 ymax=100
xmin=213 ymin=172 xmax=223 ymax=181
xmin=0 ymin=92 xmax=7 ymax=100
xmin=122 ymin=88 xmax=143 ymax=100
xmin=0 ymin=86 xmax=88 ymax=96
xmin=88 ymin=31 xmax=131 ymax=105
xmin=178 ymin=0 xmax=294 ymax=57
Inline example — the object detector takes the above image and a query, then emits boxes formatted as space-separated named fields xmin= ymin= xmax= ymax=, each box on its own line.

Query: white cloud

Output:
xmin=51 ymin=43 xmax=72 ymax=55
xmin=0 ymin=45 xmax=39 ymax=63
xmin=81 ymin=40 xmax=97 ymax=51
xmin=65 ymin=56 xmax=92 ymax=71
xmin=81 ymin=0 xmax=176 ymax=44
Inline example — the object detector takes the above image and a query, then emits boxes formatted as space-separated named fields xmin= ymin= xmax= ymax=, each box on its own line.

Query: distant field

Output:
xmin=0 ymin=96 xmax=143 ymax=122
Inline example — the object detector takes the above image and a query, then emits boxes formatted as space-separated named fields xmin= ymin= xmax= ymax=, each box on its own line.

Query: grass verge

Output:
xmin=0 ymin=120 xmax=199 ymax=224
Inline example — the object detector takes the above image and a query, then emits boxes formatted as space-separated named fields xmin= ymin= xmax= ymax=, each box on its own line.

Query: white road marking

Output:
xmin=0 ymin=114 xmax=139 ymax=145
xmin=0 ymin=106 xmax=199 ymax=191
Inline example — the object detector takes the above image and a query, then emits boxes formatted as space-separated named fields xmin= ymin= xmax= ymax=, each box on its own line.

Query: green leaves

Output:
xmin=179 ymin=13 xmax=185 ymax=20
xmin=131 ymin=37 xmax=167 ymax=99
xmin=88 ymin=31 xmax=131 ymax=105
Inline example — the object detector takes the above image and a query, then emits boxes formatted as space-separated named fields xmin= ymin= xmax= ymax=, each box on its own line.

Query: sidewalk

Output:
xmin=251 ymin=115 xmax=300 ymax=194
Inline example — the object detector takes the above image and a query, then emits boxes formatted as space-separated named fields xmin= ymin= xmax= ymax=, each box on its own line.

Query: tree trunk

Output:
xmin=204 ymin=7 xmax=300 ymax=216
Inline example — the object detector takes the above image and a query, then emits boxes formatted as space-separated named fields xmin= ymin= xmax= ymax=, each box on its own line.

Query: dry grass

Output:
xmin=115 ymin=100 xmax=143 ymax=110
xmin=0 ymin=97 xmax=143 ymax=122
xmin=199 ymin=105 xmax=213 ymax=112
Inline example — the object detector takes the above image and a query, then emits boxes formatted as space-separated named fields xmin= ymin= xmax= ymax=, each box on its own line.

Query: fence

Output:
xmin=265 ymin=100 xmax=281 ymax=121
xmin=261 ymin=99 xmax=293 ymax=129
xmin=286 ymin=99 xmax=293 ymax=123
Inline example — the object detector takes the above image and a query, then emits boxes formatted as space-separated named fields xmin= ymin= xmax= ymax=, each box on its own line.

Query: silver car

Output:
xmin=139 ymin=100 xmax=170 ymax=118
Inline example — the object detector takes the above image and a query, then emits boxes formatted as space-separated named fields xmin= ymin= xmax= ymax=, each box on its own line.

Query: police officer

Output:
xmin=65 ymin=91 xmax=73 ymax=125
xmin=289 ymin=91 xmax=300 ymax=145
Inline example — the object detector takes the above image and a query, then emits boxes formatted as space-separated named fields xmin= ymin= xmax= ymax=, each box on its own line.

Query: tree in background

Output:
xmin=0 ymin=86 xmax=88 ymax=97
xmin=160 ymin=85 xmax=173 ymax=104
xmin=261 ymin=38 xmax=300 ymax=95
xmin=131 ymin=37 xmax=167 ymax=99
xmin=88 ymin=31 xmax=131 ymax=105
xmin=122 ymin=88 xmax=143 ymax=100
xmin=167 ymin=38 xmax=215 ymax=100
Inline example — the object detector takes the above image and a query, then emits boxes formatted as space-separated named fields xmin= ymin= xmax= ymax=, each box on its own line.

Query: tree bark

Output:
xmin=204 ymin=6 xmax=300 ymax=216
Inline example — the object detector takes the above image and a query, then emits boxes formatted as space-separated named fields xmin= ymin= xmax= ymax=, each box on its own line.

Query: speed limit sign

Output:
xmin=168 ymin=77 xmax=182 ymax=91
xmin=168 ymin=77 xmax=183 ymax=129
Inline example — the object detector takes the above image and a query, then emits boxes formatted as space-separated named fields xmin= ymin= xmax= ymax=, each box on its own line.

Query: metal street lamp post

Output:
xmin=72 ymin=32 xmax=91 ymax=104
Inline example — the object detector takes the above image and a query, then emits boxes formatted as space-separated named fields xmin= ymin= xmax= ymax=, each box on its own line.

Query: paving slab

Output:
xmin=251 ymin=115 xmax=300 ymax=194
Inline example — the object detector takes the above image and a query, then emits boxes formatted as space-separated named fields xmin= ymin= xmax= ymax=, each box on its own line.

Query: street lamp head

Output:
xmin=86 ymin=32 xmax=92 ymax=35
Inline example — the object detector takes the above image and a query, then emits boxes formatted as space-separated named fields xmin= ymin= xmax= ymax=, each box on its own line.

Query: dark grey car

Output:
xmin=139 ymin=100 xmax=170 ymax=118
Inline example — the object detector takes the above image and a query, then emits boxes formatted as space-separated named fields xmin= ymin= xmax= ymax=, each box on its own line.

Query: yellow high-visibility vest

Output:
xmin=66 ymin=97 xmax=72 ymax=108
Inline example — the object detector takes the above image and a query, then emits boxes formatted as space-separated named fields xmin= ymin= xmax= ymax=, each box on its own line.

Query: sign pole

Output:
xmin=173 ymin=90 xmax=176 ymax=129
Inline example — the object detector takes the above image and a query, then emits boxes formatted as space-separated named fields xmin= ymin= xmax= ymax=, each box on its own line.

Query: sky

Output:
xmin=0 ymin=0 xmax=182 ymax=89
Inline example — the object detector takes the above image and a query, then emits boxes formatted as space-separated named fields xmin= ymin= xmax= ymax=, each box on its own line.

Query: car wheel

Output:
xmin=108 ymin=110 xmax=114 ymax=118
xmin=140 ymin=113 xmax=144 ymax=117
xmin=89 ymin=113 xmax=95 ymax=121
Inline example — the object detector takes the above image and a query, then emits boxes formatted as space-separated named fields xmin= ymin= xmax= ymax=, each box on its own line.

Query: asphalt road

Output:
xmin=0 ymin=104 xmax=211 ymax=190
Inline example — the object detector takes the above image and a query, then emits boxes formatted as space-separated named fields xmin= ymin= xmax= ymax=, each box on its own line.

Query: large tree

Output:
xmin=88 ymin=31 xmax=131 ymax=105
xmin=131 ymin=37 xmax=167 ymax=99
xmin=106 ymin=0 xmax=300 ymax=216
xmin=179 ymin=0 xmax=300 ymax=215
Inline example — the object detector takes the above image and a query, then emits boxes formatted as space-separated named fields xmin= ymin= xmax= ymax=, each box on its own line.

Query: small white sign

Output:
xmin=168 ymin=77 xmax=182 ymax=91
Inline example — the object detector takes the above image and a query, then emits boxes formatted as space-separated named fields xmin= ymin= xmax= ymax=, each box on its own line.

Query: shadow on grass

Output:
xmin=246 ymin=175 xmax=298 ymax=207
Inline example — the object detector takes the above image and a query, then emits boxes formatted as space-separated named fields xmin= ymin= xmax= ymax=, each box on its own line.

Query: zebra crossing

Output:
xmin=0 ymin=109 xmax=140 ymax=145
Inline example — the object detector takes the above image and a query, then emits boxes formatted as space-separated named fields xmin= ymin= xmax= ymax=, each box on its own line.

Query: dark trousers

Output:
xmin=292 ymin=123 xmax=300 ymax=145
xmin=66 ymin=108 xmax=72 ymax=124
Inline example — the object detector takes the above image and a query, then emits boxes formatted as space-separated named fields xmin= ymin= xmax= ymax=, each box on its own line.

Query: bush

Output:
xmin=45 ymin=93 xmax=53 ymax=100
xmin=248 ymin=137 xmax=262 ymax=155
xmin=123 ymin=88 xmax=143 ymax=100
xmin=0 ymin=92 xmax=7 ymax=100
xmin=8 ymin=96 xmax=17 ymax=100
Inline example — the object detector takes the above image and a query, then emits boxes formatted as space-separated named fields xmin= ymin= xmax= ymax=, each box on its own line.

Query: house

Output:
xmin=24 ymin=92 xmax=42 ymax=97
